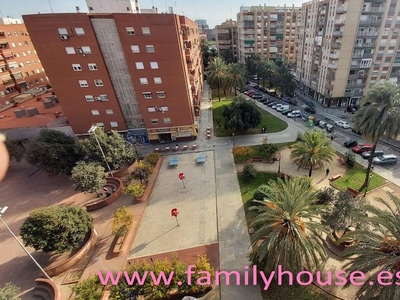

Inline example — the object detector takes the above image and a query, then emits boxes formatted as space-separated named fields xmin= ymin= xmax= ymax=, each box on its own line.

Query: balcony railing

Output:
xmin=334 ymin=19 xmax=345 ymax=25
xmin=359 ymin=19 xmax=382 ymax=26
xmin=336 ymin=7 xmax=347 ymax=14
xmin=362 ymin=7 xmax=384 ymax=13
xmin=331 ymin=42 xmax=341 ymax=49
xmin=2 ymin=78 xmax=14 ymax=85
xmin=333 ymin=31 xmax=343 ymax=37
xmin=345 ymin=91 xmax=364 ymax=97
xmin=357 ymin=31 xmax=378 ymax=36
xmin=346 ymin=82 xmax=365 ymax=88
xmin=329 ymin=53 xmax=339 ymax=59
xmin=328 ymin=64 xmax=337 ymax=69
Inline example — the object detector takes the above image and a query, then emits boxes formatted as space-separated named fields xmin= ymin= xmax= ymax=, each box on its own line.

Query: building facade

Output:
xmin=0 ymin=17 xmax=49 ymax=106
xmin=215 ymin=20 xmax=238 ymax=62
xmin=296 ymin=0 xmax=400 ymax=107
xmin=23 ymin=13 xmax=203 ymax=142
xmin=237 ymin=5 xmax=301 ymax=64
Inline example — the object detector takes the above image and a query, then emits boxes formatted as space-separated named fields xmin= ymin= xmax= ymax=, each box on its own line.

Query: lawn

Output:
xmin=212 ymin=99 xmax=288 ymax=137
xmin=331 ymin=165 xmax=386 ymax=192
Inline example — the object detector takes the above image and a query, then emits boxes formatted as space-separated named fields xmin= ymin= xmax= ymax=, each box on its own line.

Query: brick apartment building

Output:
xmin=0 ymin=17 xmax=49 ymax=106
xmin=23 ymin=13 xmax=203 ymax=143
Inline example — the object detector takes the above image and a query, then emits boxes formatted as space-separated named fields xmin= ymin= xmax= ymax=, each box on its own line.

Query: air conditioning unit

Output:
xmin=76 ymin=48 xmax=83 ymax=54
xmin=60 ymin=35 xmax=68 ymax=40
xmin=95 ymin=97 xmax=101 ymax=101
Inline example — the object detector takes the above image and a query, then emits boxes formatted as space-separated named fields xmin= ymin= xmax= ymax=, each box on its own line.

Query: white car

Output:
xmin=272 ymin=104 xmax=283 ymax=109
xmin=334 ymin=120 xmax=350 ymax=129
xmin=287 ymin=110 xmax=301 ymax=118
xmin=248 ymin=83 xmax=257 ymax=87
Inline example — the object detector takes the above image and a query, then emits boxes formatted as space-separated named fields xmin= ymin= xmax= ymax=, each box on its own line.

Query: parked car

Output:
xmin=347 ymin=106 xmax=358 ymax=114
xmin=287 ymin=110 xmax=301 ymax=118
xmin=344 ymin=139 xmax=358 ymax=148
xmin=244 ymin=89 xmax=255 ymax=95
xmin=248 ymin=83 xmax=257 ymax=87
xmin=326 ymin=124 xmax=334 ymax=132
xmin=289 ymin=99 xmax=298 ymax=106
xmin=351 ymin=128 xmax=362 ymax=135
xmin=306 ymin=101 xmax=315 ymax=107
xmin=259 ymin=87 xmax=267 ymax=92
xmin=277 ymin=105 xmax=290 ymax=112
xmin=373 ymin=154 xmax=398 ymax=165
xmin=272 ymin=104 xmax=283 ymax=109
xmin=267 ymin=102 xmax=277 ymax=107
xmin=305 ymin=106 xmax=316 ymax=114
xmin=266 ymin=89 xmax=277 ymax=96
xmin=318 ymin=121 xmax=327 ymax=129
xmin=261 ymin=99 xmax=271 ymax=104
xmin=352 ymin=144 xmax=373 ymax=154
xmin=362 ymin=150 xmax=384 ymax=159
xmin=335 ymin=120 xmax=350 ymax=129
xmin=281 ymin=109 xmax=292 ymax=115
xmin=251 ymin=93 xmax=263 ymax=99
xmin=313 ymin=119 xmax=321 ymax=126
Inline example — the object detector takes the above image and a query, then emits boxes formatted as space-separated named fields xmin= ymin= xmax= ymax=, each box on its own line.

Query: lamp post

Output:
xmin=232 ymin=132 xmax=235 ymax=147
xmin=88 ymin=125 xmax=113 ymax=177
xmin=278 ymin=152 xmax=282 ymax=174
xmin=0 ymin=206 xmax=52 ymax=280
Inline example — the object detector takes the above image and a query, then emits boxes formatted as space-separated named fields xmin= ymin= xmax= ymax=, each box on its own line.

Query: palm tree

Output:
xmin=352 ymin=81 xmax=400 ymax=192
xmin=206 ymin=57 xmax=227 ymax=102
xmin=340 ymin=193 xmax=400 ymax=300
xmin=250 ymin=176 xmax=327 ymax=273
xmin=224 ymin=62 xmax=246 ymax=96
xmin=291 ymin=130 xmax=336 ymax=177
xmin=258 ymin=59 xmax=276 ymax=88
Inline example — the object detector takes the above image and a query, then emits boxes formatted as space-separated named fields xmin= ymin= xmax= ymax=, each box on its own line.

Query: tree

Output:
xmin=250 ymin=176 xmax=327 ymax=272
xmin=222 ymin=95 xmax=262 ymax=131
xmin=26 ymin=129 xmax=83 ymax=175
xmin=81 ymin=129 xmax=135 ymax=171
xmin=130 ymin=161 xmax=153 ymax=183
xmin=290 ymin=130 xmax=335 ymax=177
xmin=340 ymin=193 xmax=400 ymax=300
xmin=4 ymin=140 xmax=25 ymax=162
xmin=71 ymin=161 xmax=107 ymax=197
xmin=20 ymin=205 xmax=93 ymax=253
xmin=224 ymin=62 xmax=246 ymax=96
xmin=205 ymin=56 xmax=227 ymax=101
xmin=112 ymin=206 xmax=133 ymax=237
xmin=322 ymin=191 xmax=365 ymax=238
xmin=0 ymin=283 xmax=20 ymax=300
xmin=352 ymin=81 xmax=400 ymax=191
xmin=221 ymin=46 xmax=235 ymax=64
xmin=200 ymin=40 xmax=211 ymax=69
xmin=72 ymin=276 xmax=103 ymax=300
xmin=247 ymin=54 xmax=262 ymax=83
xmin=273 ymin=66 xmax=296 ymax=96
xmin=261 ymin=59 xmax=277 ymax=87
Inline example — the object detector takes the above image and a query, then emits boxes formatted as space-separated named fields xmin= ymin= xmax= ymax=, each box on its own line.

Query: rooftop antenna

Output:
xmin=76 ymin=6 xmax=80 ymax=13
xmin=48 ymin=0 xmax=54 ymax=13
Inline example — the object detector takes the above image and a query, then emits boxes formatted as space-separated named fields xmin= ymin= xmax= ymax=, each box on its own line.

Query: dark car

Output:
xmin=361 ymin=150 xmax=384 ymax=159
xmin=352 ymin=128 xmax=362 ymax=135
xmin=251 ymin=93 xmax=263 ymax=99
xmin=289 ymin=99 xmax=298 ymax=106
xmin=267 ymin=102 xmax=277 ymax=107
xmin=344 ymin=140 xmax=358 ymax=148
xmin=313 ymin=119 xmax=321 ymax=126
xmin=352 ymin=144 xmax=373 ymax=154
xmin=347 ymin=106 xmax=358 ymax=114
xmin=281 ymin=109 xmax=292 ymax=115
xmin=306 ymin=101 xmax=315 ymax=107
xmin=305 ymin=106 xmax=316 ymax=114
xmin=259 ymin=87 xmax=267 ymax=92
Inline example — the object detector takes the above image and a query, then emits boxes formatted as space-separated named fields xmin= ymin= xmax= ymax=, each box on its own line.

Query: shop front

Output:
xmin=147 ymin=125 xmax=198 ymax=143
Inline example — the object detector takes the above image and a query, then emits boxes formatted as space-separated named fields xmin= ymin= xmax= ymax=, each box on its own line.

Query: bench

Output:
xmin=252 ymin=156 xmax=264 ymax=162
xmin=196 ymin=153 xmax=206 ymax=163
xmin=169 ymin=157 xmax=179 ymax=166
xmin=346 ymin=187 xmax=359 ymax=198
xmin=329 ymin=174 xmax=342 ymax=182
xmin=338 ymin=157 xmax=346 ymax=166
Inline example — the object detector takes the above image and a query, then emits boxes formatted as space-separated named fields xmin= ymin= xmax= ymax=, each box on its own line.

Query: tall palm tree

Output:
xmin=352 ymin=81 xmax=400 ymax=192
xmin=341 ymin=193 xmax=400 ymax=300
xmin=250 ymin=176 xmax=327 ymax=273
xmin=291 ymin=130 xmax=335 ymax=177
xmin=206 ymin=56 xmax=227 ymax=102
xmin=258 ymin=59 xmax=276 ymax=88
xmin=224 ymin=62 xmax=246 ymax=96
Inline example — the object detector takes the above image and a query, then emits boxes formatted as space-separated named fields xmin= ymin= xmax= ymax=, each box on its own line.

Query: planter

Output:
xmin=33 ymin=278 xmax=61 ymax=300
xmin=112 ymin=219 xmax=136 ymax=256
xmin=84 ymin=177 xmax=123 ymax=212
xmin=112 ymin=160 xmax=138 ymax=178
xmin=134 ymin=157 xmax=163 ymax=203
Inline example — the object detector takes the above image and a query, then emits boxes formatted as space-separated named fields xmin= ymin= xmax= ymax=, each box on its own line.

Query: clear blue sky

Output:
xmin=4 ymin=0 xmax=304 ymax=28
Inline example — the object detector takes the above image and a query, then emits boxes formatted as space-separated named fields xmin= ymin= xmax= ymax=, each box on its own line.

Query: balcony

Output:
xmin=359 ymin=19 xmax=382 ymax=26
xmin=336 ymin=7 xmax=347 ymax=14
xmin=357 ymin=31 xmax=378 ymax=37
xmin=325 ymin=82 xmax=334 ymax=90
xmin=333 ymin=31 xmax=343 ymax=37
xmin=2 ymin=78 xmax=14 ymax=85
xmin=345 ymin=91 xmax=364 ymax=97
xmin=0 ymin=31 xmax=5 ymax=39
xmin=0 ymin=41 xmax=10 ymax=50
xmin=326 ymin=72 xmax=336 ymax=80
xmin=354 ymin=42 xmax=375 ymax=48
xmin=334 ymin=19 xmax=345 ymax=25
xmin=329 ymin=53 xmax=339 ymax=59
xmin=328 ymin=64 xmax=337 ymax=69
xmin=320 ymin=9 xmax=326 ymax=15
xmin=331 ymin=42 xmax=341 ymax=49
xmin=362 ymin=7 xmax=384 ymax=14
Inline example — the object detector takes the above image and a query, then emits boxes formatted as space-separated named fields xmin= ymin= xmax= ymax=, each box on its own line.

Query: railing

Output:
xmin=334 ymin=19 xmax=345 ymax=25
xmin=362 ymin=7 xmax=384 ymax=13
xmin=357 ymin=31 xmax=378 ymax=36
xmin=346 ymin=82 xmax=365 ymax=88
xmin=331 ymin=42 xmax=341 ymax=49
xmin=336 ymin=7 xmax=347 ymax=14
xmin=329 ymin=53 xmax=339 ymax=59
xmin=328 ymin=64 xmax=337 ymax=69
xmin=333 ymin=31 xmax=343 ymax=37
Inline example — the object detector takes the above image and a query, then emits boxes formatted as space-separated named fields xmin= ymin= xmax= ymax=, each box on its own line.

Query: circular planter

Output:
xmin=84 ymin=177 xmax=123 ymax=212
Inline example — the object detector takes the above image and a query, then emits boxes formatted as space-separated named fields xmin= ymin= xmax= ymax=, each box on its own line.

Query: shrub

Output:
xmin=296 ymin=132 xmax=304 ymax=141
xmin=124 ymin=182 xmax=145 ymax=198
xmin=72 ymin=276 xmax=103 ymax=300
xmin=144 ymin=152 xmax=160 ymax=166
xmin=130 ymin=162 xmax=153 ymax=183
xmin=243 ymin=164 xmax=257 ymax=179
xmin=344 ymin=151 xmax=356 ymax=168
xmin=232 ymin=146 xmax=255 ymax=163
xmin=0 ymin=283 xmax=21 ymax=300
xmin=71 ymin=161 xmax=107 ymax=196
xmin=253 ymin=184 xmax=271 ymax=201
xmin=316 ymin=187 xmax=336 ymax=205
xmin=112 ymin=206 xmax=133 ymax=237
xmin=258 ymin=143 xmax=278 ymax=160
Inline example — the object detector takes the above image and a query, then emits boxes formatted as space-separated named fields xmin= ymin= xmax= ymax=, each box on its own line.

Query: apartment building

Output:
xmin=0 ymin=17 xmax=49 ymax=105
xmin=296 ymin=0 xmax=400 ymax=107
xmin=215 ymin=20 xmax=238 ymax=62
xmin=237 ymin=5 xmax=301 ymax=64
xmin=23 ymin=13 xmax=203 ymax=143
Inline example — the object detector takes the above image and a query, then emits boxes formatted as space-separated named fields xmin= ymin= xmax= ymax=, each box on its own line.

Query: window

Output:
xmin=147 ymin=106 xmax=156 ymax=112
xmin=88 ymin=63 xmax=98 ymax=70
xmin=14 ymin=31 xmax=18 ymax=36
xmin=146 ymin=45 xmax=155 ymax=53
xmin=81 ymin=46 xmax=92 ymax=54
xmin=126 ymin=27 xmax=135 ymax=35
xmin=143 ymin=92 xmax=152 ymax=99
xmin=24 ymin=72 xmax=29 ymax=76
xmin=27 ymin=50 xmax=32 ymax=55
xmin=40 ymin=78 xmax=44 ymax=82
xmin=154 ymin=77 xmax=162 ymax=84
xmin=91 ymin=110 xmax=100 ymax=116
xmin=15 ymin=52 xmax=20 ymax=58
xmin=31 ymin=70 xmax=36 ymax=75
xmin=99 ymin=94 xmax=109 ymax=101
xmin=94 ymin=79 xmax=103 ymax=86
xmin=72 ymin=64 xmax=82 ymax=71
xmin=105 ymin=109 xmax=114 ymax=115
xmin=11 ymin=42 xmax=16 ymax=48
xmin=156 ymin=91 xmax=165 ymax=98
xmin=26 ymin=61 xmax=31 ymax=65
xmin=75 ymin=28 xmax=85 ymax=35
xmin=19 ymin=63 xmax=24 ymax=67
xmin=140 ymin=78 xmax=148 ymax=84
xmin=160 ymin=106 xmax=168 ymax=112
xmin=36 ymin=69 xmax=40 ymax=73
xmin=79 ymin=80 xmax=88 ymax=87
xmin=135 ymin=62 xmax=144 ymax=69
xmin=110 ymin=122 xmax=118 ymax=128
xmin=142 ymin=27 xmax=151 ymax=35
xmin=32 ymin=60 xmax=36 ymax=64
xmin=58 ymin=28 xmax=68 ymax=35
xmin=131 ymin=45 xmax=140 ymax=53
xmin=18 ymin=42 xmax=22 ymax=46
xmin=163 ymin=117 xmax=171 ymax=124
xmin=65 ymin=47 xmax=75 ymax=54
xmin=150 ymin=62 xmax=159 ymax=69
xmin=85 ymin=95 xmax=94 ymax=102
xmin=151 ymin=118 xmax=159 ymax=124
xmin=24 ymin=41 xmax=28 ymax=45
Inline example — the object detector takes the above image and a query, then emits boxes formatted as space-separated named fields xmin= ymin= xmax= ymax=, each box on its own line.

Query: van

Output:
xmin=362 ymin=150 xmax=384 ymax=159
xmin=326 ymin=124 xmax=334 ymax=132
xmin=373 ymin=154 xmax=398 ymax=165
xmin=319 ymin=121 xmax=327 ymax=129
xmin=277 ymin=104 xmax=289 ymax=112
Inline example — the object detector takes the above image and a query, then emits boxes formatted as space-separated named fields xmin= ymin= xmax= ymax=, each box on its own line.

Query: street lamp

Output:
xmin=88 ymin=125 xmax=113 ymax=177
xmin=0 ymin=206 xmax=52 ymax=280
xmin=232 ymin=132 xmax=235 ymax=147
xmin=278 ymin=152 xmax=282 ymax=174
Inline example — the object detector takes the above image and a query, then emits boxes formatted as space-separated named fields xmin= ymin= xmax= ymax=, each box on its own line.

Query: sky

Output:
xmin=3 ymin=0 xmax=305 ymax=28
